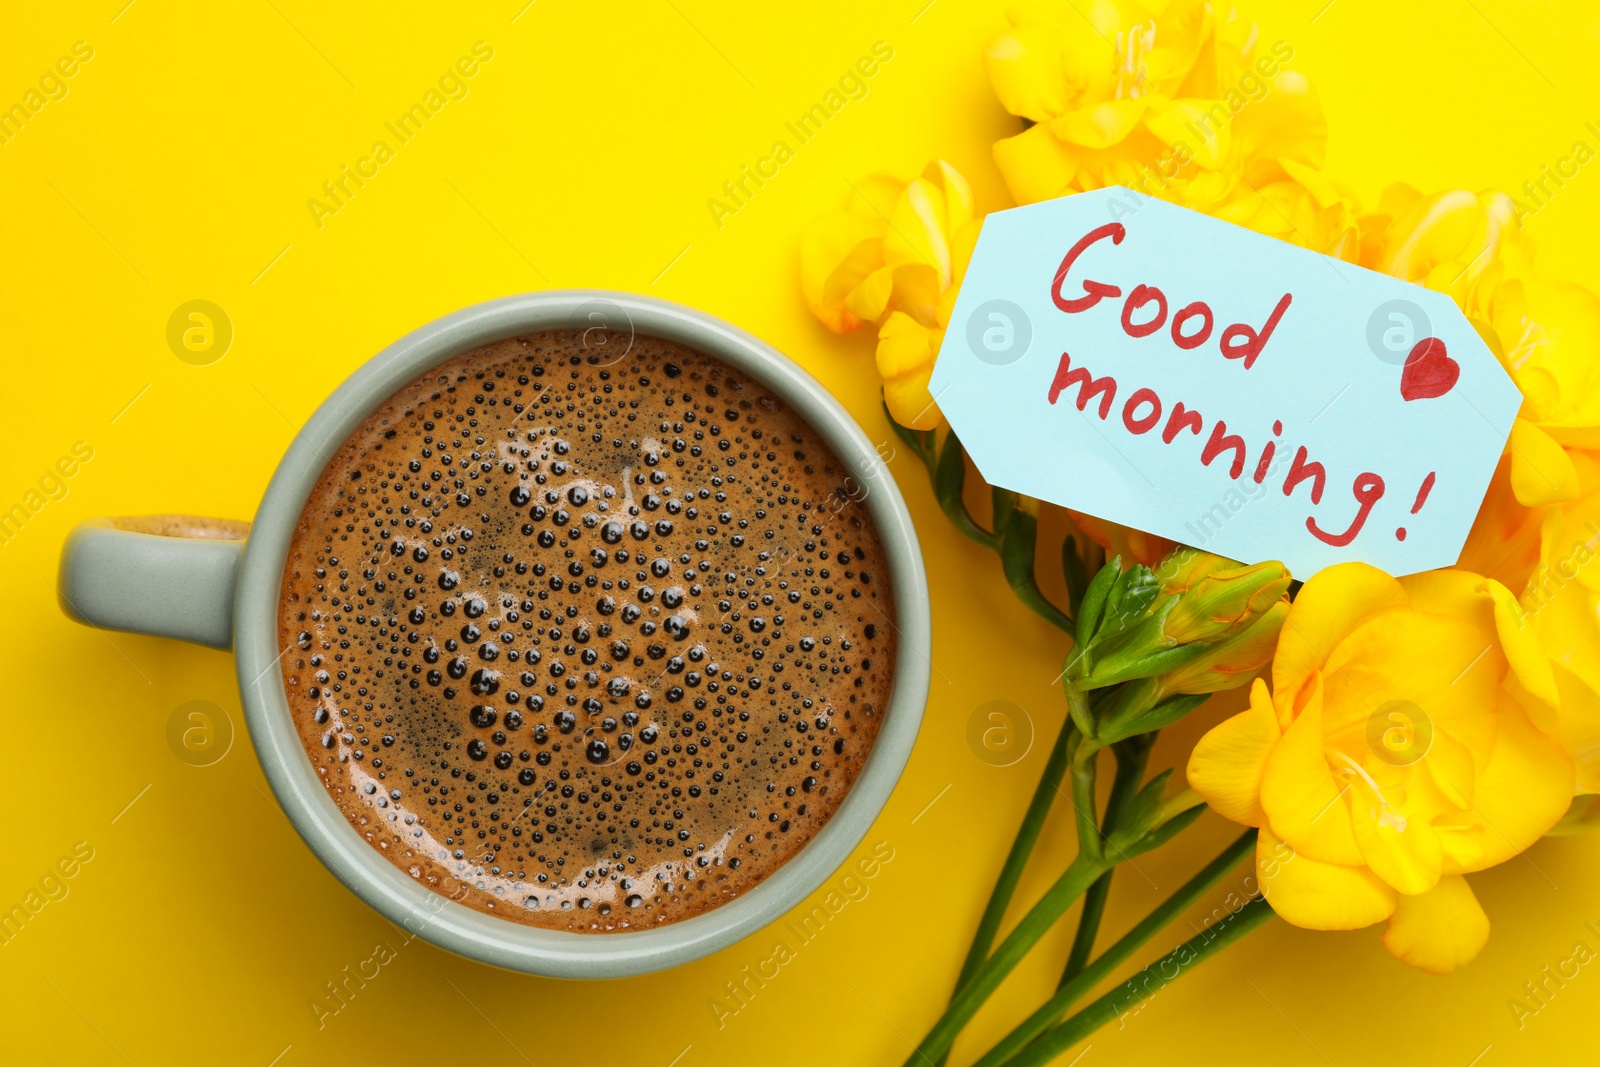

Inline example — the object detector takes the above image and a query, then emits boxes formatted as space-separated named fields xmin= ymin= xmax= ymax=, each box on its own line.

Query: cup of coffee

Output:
xmin=59 ymin=292 xmax=929 ymax=977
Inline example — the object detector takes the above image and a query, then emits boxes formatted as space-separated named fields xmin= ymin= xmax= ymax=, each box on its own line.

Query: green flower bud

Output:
xmin=1161 ymin=558 xmax=1292 ymax=645
xmin=1152 ymin=546 xmax=1232 ymax=593
xmin=1156 ymin=599 xmax=1289 ymax=695
xmin=1074 ymin=549 xmax=1289 ymax=692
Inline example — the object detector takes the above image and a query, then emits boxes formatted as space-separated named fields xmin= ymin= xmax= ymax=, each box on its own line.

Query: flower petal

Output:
xmin=1422 ymin=723 xmax=1477 ymax=812
xmin=800 ymin=217 xmax=883 ymax=333
xmin=883 ymin=370 xmax=941 ymax=431
xmin=1456 ymin=455 xmax=1542 ymax=593
xmin=1231 ymin=70 xmax=1327 ymax=168
xmin=1553 ymin=664 xmax=1600 ymax=794
xmin=1047 ymin=98 xmax=1150 ymax=150
xmin=984 ymin=24 xmax=1071 ymax=122
xmin=1493 ymin=280 xmax=1600 ymax=430
xmin=950 ymin=219 xmax=982 ymax=288
xmin=885 ymin=179 xmax=953 ymax=282
xmin=924 ymin=159 xmax=975 ymax=236
xmin=1379 ymin=189 xmax=1495 ymax=285
xmin=842 ymin=263 xmax=895 ymax=326
xmin=1163 ymin=600 xmax=1288 ymax=695
xmin=1143 ymin=99 xmax=1231 ymax=170
xmin=1318 ymin=607 xmax=1499 ymax=766
xmin=1532 ymin=556 xmax=1600 ymax=697
xmin=1272 ymin=563 xmax=1409 ymax=715
xmin=875 ymin=312 xmax=942 ymax=430
xmin=1509 ymin=418 xmax=1581 ymax=506
xmin=1381 ymin=875 xmax=1489 ymax=974
xmin=1186 ymin=678 xmax=1280 ymax=825
xmin=1143 ymin=0 xmax=1210 ymax=95
xmin=1345 ymin=764 xmax=1443 ymax=895
xmin=1257 ymin=825 xmax=1396 ymax=931
xmin=1398 ymin=566 xmax=1494 ymax=621
xmin=1069 ymin=513 xmax=1174 ymax=568
xmin=1486 ymin=578 xmax=1560 ymax=709
xmin=874 ymin=311 xmax=933 ymax=378
xmin=1260 ymin=674 xmax=1363 ymax=865
xmin=887 ymin=263 xmax=944 ymax=328
xmin=1462 ymin=696 xmax=1573 ymax=870
xmin=993 ymin=123 xmax=1080 ymax=205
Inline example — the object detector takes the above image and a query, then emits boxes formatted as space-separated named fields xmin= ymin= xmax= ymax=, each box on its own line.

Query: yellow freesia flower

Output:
xmin=984 ymin=0 xmax=1327 ymax=212
xmin=799 ymin=173 xmax=906 ymax=334
xmin=1509 ymin=458 xmax=1600 ymax=798
xmin=1187 ymin=563 xmax=1575 ymax=973
xmin=1357 ymin=184 xmax=1529 ymax=318
xmin=1488 ymin=279 xmax=1600 ymax=504
xmin=1458 ymin=455 xmax=1545 ymax=593
xmin=1365 ymin=186 xmax=1600 ymax=811
xmin=799 ymin=160 xmax=982 ymax=429
xmin=1458 ymin=456 xmax=1600 ymax=768
xmin=1358 ymin=184 xmax=1600 ymax=511
xmin=1209 ymin=158 xmax=1361 ymax=260
xmin=874 ymin=289 xmax=961 ymax=431
xmin=1500 ymin=566 xmax=1600 ymax=795
xmin=1361 ymin=182 xmax=1600 ymax=527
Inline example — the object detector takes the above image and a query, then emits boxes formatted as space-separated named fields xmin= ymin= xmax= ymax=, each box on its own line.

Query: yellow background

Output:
xmin=4 ymin=1 xmax=1599 ymax=1063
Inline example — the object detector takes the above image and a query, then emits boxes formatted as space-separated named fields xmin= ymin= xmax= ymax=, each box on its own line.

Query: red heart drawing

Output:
xmin=1400 ymin=337 xmax=1459 ymax=401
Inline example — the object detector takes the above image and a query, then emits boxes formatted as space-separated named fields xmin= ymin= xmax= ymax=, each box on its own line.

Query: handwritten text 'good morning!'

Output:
xmin=1044 ymin=222 xmax=1437 ymax=550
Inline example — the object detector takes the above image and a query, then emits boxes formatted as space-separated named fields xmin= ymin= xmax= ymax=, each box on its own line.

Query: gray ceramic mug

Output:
xmin=58 ymin=291 xmax=930 ymax=978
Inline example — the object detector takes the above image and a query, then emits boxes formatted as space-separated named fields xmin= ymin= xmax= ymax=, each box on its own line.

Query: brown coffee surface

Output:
xmin=278 ymin=330 xmax=897 ymax=931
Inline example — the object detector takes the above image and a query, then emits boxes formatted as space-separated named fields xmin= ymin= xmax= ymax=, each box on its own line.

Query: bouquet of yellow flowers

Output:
xmin=798 ymin=1 xmax=1600 ymax=1063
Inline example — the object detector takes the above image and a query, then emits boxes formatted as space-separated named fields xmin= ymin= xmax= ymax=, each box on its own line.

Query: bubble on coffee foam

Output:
xmin=277 ymin=331 xmax=895 ymax=931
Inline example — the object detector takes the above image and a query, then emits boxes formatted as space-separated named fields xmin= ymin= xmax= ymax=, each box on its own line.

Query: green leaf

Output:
xmin=1091 ymin=679 xmax=1159 ymax=732
xmin=1102 ymin=566 xmax=1128 ymax=619
xmin=1074 ymin=558 xmax=1121 ymax=651
xmin=1099 ymin=693 xmax=1210 ymax=747
xmin=1087 ymin=641 xmax=1209 ymax=690
xmin=1115 ymin=767 xmax=1175 ymax=845
xmin=1091 ymin=565 xmax=1160 ymax=650
xmin=1128 ymin=803 xmax=1207 ymax=857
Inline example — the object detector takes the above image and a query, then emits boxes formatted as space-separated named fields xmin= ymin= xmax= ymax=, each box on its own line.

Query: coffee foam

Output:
xmin=278 ymin=331 xmax=897 ymax=931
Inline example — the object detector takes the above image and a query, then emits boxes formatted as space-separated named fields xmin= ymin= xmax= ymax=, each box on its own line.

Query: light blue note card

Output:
xmin=928 ymin=187 xmax=1521 ymax=578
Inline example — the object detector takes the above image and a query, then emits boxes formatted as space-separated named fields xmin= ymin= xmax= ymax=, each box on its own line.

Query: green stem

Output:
xmin=934 ymin=687 xmax=1116 ymax=1066
xmin=991 ymin=485 xmax=1017 ymax=539
xmin=1061 ymin=535 xmax=1089 ymax=615
xmin=1081 ymin=537 xmax=1106 ymax=585
xmin=1063 ymin=872 xmax=1113 ymax=988
xmin=971 ymin=829 xmax=1258 ymax=1067
xmin=931 ymin=715 xmax=1075 ymax=1067
xmin=884 ymin=403 xmax=938 ymax=477
xmin=1068 ymin=739 xmax=1101 ymax=861
xmin=903 ymin=852 xmax=1112 ymax=1067
xmin=1060 ymin=737 xmax=1153 ymax=986
xmin=998 ymin=500 xmax=1075 ymax=634
xmin=1004 ymin=895 xmax=1276 ymax=1067
xmin=926 ymin=423 xmax=1079 ymax=633
xmin=933 ymin=431 xmax=998 ymax=549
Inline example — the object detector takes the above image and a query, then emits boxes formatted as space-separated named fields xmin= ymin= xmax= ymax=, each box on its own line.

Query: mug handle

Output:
xmin=58 ymin=515 xmax=251 ymax=650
